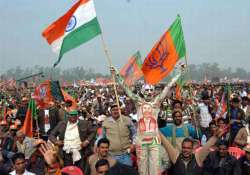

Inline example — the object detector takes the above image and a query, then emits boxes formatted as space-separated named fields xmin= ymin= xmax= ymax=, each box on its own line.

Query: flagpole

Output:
xmin=184 ymin=53 xmax=200 ymax=139
xmin=100 ymin=34 xmax=123 ymax=120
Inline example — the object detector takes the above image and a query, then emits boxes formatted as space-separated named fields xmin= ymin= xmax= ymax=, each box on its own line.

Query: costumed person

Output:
xmin=111 ymin=67 xmax=181 ymax=175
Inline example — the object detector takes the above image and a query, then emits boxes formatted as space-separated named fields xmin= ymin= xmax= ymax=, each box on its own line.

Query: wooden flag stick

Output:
xmin=100 ymin=34 xmax=123 ymax=120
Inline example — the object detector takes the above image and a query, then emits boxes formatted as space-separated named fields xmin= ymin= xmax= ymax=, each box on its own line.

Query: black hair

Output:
xmin=209 ymin=120 xmax=217 ymax=127
xmin=172 ymin=110 xmax=183 ymax=118
xmin=217 ymin=140 xmax=229 ymax=148
xmin=231 ymin=97 xmax=240 ymax=103
xmin=97 ymin=138 xmax=110 ymax=147
xmin=217 ymin=118 xmax=227 ymax=124
xmin=172 ymin=100 xmax=183 ymax=108
xmin=95 ymin=159 xmax=110 ymax=171
xmin=242 ymin=96 xmax=249 ymax=101
xmin=110 ymin=104 xmax=118 ymax=109
xmin=182 ymin=137 xmax=194 ymax=147
xmin=12 ymin=152 xmax=25 ymax=164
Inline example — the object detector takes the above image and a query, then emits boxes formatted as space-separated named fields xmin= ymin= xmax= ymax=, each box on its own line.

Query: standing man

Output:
xmin=197 ymin=94 xmax=213 ymax=138
xmin=241 ymin=96 xmax=250 ymax=123
xmin=160 ymin=109 xmax=200 ymax=151
xmin=111 ymin=67 xmax=181 ymax=175
xmin=227 ymin=97 xmax=245 ymax=144
xmin=49 ymin=110 xmax=97 ymax=173
xmin=101 ymin=104 xmax=136 ymax=166
xmin=37 ymin=103 xmax=62 ymax=135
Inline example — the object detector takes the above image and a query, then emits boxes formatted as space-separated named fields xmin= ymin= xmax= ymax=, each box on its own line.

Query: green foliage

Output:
xmin=1 ymin=63 xmax=249 ymax=82
xmin=1 ymin=66 xmax=108 ymax=82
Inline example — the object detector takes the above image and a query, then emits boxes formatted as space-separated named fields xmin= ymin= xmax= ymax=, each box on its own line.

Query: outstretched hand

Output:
xmin=214 ymin=126 xmax=229 ymax=138
xmin=38 ymin=142 xmax=57 ymax=166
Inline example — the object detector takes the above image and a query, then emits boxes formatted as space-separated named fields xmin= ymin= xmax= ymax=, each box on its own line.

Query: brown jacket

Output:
xmin=234 ymin=125 xmax=250 ymax=148
xmin=102 ymin=116 xmax=135 ymax=155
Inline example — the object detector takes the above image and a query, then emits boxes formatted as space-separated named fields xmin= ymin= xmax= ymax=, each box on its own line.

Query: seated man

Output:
xmin=160 ymin=126 xmax=228 ymax=175
xmin=234 ymin=119 xmax=250 ymax=148
xmin=10 ymin=152 xmax=35 ymax=175
xmin=89 ymin=138 xmax=116 ymax=175
xmin=203 ymin=140 xmax=241 ymax=175
xmin=15 ymin=131 xmax=42 ymax=160
xmin=95 ymin=159 xmax=139 ymax=175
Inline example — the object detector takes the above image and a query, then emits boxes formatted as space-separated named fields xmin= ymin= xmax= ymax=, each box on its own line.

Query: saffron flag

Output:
xmin=142 ymin=15 xmax=186 ymax=85
xmin=20 ymin=99 xmax=37 ymax=137
xmin=42 ymin=0 xmax=102 ymax=67
xmin=33 ymin=80 xmax=76 ymax=110
xmin=33 ymin=80 xmax=54 ymax=109
xmin=120 ymin=51 xmax=143 ymax=86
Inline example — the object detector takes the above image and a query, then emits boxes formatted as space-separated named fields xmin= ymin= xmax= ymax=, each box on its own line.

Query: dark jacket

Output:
xmin=37 ymin=107 xmax=62 ymax=135
xmin=171 ymin=154 xmax=203 ymax=175
xmin=239 ymin=156 xmax=250 ymax=175
xmin=106 ymin=162 xmax=139 ymax=175
xmin=203 ymin=151 xmax=241 ymax=175
xmin=49 ymin=120 xmax=97 ymax=156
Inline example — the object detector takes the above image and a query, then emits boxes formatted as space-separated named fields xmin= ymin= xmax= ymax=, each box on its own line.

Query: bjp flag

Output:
xmin=142 ymin=15 xmax=186 ymax=85
xmin=120 ymin=51 xmax=143 ymax=86
xmin=33 ymin=80 xmax=54 ymax=109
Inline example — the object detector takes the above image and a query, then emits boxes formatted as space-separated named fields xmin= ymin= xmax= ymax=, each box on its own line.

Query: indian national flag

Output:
xmin=42 ymin=0 xmax=102 ymax=67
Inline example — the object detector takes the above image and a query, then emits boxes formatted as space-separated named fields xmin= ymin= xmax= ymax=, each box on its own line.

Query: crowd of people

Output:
xmin=0 ymin=69 xmax=250 ymax=175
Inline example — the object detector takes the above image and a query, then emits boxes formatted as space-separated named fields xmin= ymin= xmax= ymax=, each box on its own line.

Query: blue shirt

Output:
xmin=160 ymin=123 xmax=200 ymax=139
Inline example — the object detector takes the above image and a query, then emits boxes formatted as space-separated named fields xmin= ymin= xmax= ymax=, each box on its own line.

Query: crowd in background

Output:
xmin=0 ymin=79 xmax=250 ymax=175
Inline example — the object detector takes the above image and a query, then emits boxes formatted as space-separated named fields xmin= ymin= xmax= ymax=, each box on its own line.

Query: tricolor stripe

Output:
xmin=42 ymin=0 xmax=101 ymax=66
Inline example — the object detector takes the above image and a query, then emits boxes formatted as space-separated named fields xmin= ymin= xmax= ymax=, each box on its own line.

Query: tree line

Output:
xmin=0 ymin=63 xmax=249 ymax=83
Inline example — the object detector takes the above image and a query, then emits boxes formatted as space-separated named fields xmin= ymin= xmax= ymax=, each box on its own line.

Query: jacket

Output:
xmin=49 ymin=120 xmax=97 ymax=156
xmin=203 ymin=151 xmax=241 ymax=175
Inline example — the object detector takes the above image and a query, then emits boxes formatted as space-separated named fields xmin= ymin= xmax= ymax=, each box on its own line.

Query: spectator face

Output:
xmin=218 ymin=120 xmax=226 ymax=128
xmin=98 ymin=143 xmax=109 ymax=157
xmin=173 ymin=112 xmax=182 ymax=126
xmin=173 ymin=103 xmax=182 ymax=109
xmin=97 ymin=165 xmax=109 ymax=175
xmin=246 ymin=151 xmax=250 ymax=160
xmin=182 ymin=141 xmax=193 ymax=159
xmin=218 ymin=145 xmax=228 ymax=158
xmin=231 ymin=102 xmax=239 ymax=109
xmin=209 ymin=124 xmax=217 ymax=135
xmin=242 ymin=98 xmax=249 ymax=106
xmin=111 ymin=106 xmax=119 ymax=119
xmin=68 ymin=115 xmax=78 ymax=124
xmin=203 ymin=99 xmax=210 ymax=105
xmin=17 ymin=135 xmax=25 ymax=143
xmin=14 ymin=158 xmax=26 ymax=174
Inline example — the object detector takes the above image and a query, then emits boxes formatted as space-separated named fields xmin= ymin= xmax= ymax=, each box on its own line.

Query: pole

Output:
xmin=100 ymin=34 xmax=123 ymax=120
xmin=184 ymin=54 xmax=200 ymax=139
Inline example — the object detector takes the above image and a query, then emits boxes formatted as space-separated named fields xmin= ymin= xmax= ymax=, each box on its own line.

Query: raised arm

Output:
xmin=154 ymin=72 xmax=181 ymax=104
xmin=195 ymin=127 xmax=228 ymax=166
xmin=111 ymin=67 xmax=142 ymax=103
xmin=160 ymin=131 xmax=179 ymax=164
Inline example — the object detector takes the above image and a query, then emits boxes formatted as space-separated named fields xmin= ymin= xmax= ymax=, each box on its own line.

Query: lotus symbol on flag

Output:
xmin=40 ymin=87 xmax=46 ymax=98
xmin=146 ymin=39 xmax=169 ymax=73
xmin=66 ymin=16 xmax=77 ymax=32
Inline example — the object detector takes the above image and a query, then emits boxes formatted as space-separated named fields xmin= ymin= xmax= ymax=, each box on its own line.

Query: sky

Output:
xmin=0 ymin=0 xmax=250 ymax=74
